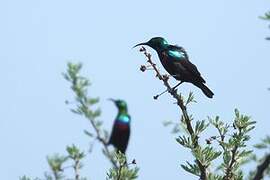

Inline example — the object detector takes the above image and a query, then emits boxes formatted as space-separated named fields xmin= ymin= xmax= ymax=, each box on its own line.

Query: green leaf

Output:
xmin=84 ymin=130 xmax=94 ymax=138
xmin=180 ymin=161 xmax=200 ymax=176
xmin=194 ymin=120 xmax=209 ymax=135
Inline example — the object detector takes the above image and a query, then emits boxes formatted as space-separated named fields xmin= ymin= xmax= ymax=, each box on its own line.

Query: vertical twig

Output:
xmin=117 ymin=164 xmax=124 ymax=180
xmin=223 ymin=146 xmax=238 ymax=180
xmin=223 ymin=126 xmax=245 ymax=180
xmin=74 ymin=159 xmax=80 ymax=180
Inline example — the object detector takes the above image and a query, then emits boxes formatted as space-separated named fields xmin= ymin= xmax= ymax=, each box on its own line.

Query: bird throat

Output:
xmin=117 ymin=113 xmax=130 ymax=124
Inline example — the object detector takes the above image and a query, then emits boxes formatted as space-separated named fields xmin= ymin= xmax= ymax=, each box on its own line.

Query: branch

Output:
xmin=81 ymin=102 xmax=118 ymax=168
xmin=138 ymin=47 xmax=207 ymax=179
xmin=253 ymin=154 xmax=270 ymax=180
xmin=117 ymin=163 xmax=124 ymax=180
xmin=223 ymin=126 xmax=242 ymax=180
xmin=223 ymin=146 xmax=238 ymax=180
xmin=76 ymin=87 xmax=118 ymax=169
xmin=64 ymin=63 xmax=118 ymax=169
xmin=74 ymin=159 xmax=80 ymax=180
xmin=107 ymin=152 xmax=138 ymax=180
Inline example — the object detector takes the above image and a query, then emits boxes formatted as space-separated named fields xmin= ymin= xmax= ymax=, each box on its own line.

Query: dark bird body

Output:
xmin=134 ymin=37 xmax=214 ymax=98
xmin=108 ymin=99 xmax=130 ymax=153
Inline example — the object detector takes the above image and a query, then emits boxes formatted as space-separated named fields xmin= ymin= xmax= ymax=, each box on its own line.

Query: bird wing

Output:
xmin=168 ymin=45 xmax=206 ymax=83
xmin=108 ymin=116 xmax=130 ymax=153
xmin=108 ymin=122 xmax=118 ymax=144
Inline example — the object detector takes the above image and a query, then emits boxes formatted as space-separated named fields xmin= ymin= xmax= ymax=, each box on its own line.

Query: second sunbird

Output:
xmin=134 ymin=37 xmax=214 ymax=98
xmin=108 ymin=99 xmax=131 ymax=154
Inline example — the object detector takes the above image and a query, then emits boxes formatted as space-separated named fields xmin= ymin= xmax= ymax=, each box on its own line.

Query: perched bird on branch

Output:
xmin=108 ymin=99 xmax=131 ymax=153
xmin=134 ymin=37 xmax=214 ymax=98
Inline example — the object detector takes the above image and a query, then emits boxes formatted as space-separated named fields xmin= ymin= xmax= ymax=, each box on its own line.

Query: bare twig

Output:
xmin=74 ymin=159 xmax=80 ymax=180
xmin=253 ymin=154 xmax=270 ymax=180
xmin=138 ymin=46 xmax=207 ymax=179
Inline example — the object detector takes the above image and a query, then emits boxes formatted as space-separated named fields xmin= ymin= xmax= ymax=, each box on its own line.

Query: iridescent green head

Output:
xmin=134 ymin=37 xmax=169 ymax=51
xmin=108 ymin=98 xmax=128 ymax=112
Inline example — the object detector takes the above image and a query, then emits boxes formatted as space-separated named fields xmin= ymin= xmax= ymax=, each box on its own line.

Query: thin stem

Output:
xmin=79 ymin=100 xmax=118 ymax=168
xmin=216 ymin=127 xmax=226 ymax=151
xmin=117 ymin=163 xmax=124 ymax=180
xmin=52 ymin=171 xmax=60 ymax=180
xmin=139 ymin=47 xmax=207 ymax=180
xmin=74 ymin=159 xmax=80 ymax=180
xmin=66 ymin=63 xmax=119 ymax=169
xmin=223 ymin=147 xmax=238 ymax=180
xmin=223 ymin=129 xmax=242 ymax=180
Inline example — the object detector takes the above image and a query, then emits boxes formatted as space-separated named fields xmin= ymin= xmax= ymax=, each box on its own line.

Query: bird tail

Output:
xmin=196 ymin=83 xmax=214 ymax=98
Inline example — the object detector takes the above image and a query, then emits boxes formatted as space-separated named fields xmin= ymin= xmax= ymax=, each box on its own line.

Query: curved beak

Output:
xmin=107 ymin=98 xmax=116 ymax=103
xmin=133 ymin=42 xmax=148 ymax=48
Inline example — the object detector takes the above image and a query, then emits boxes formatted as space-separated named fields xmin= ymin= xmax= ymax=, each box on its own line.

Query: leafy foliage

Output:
xmin=260 ymin=11 xmax=270 ymax=20
xmin=46 ymin=154 xmax=69 ymax=180
xmin=21 ymin=144 xmax=86 ymax=180
xmin=173 ymin=104 xmax=255 ymax=180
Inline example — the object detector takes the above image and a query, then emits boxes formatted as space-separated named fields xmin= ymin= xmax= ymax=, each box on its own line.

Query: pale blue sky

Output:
xmin=0 ymin=0 xmax=270 ymax=179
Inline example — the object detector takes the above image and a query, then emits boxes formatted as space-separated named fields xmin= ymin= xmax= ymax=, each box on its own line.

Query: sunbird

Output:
xmin=108 ymin=99 xmax=131 ymax=153
xmin=134 ymin=37 xmax=214 ymax=98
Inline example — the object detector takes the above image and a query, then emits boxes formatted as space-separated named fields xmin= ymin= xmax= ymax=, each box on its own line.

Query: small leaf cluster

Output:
xmin=63 ymin=63 xmax=102 ymax=127
xmin=21 ymin=145 xmax=86 ymax=180
xmin=107 ymin=152 xmax=139 ymax=180
xmin=178 ymin=121 xmax=221 ymax=178
xmin=169 ymin=104 xmax=255 ymax=179
xmin=46 ymin=154 xmax=69 ymax=180
xmin=47 ymin=145 xmax=86 ymax=180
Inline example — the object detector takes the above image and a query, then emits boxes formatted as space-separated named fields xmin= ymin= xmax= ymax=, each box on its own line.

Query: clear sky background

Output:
xmin=1 ymin=0 xmax=270 ymax=179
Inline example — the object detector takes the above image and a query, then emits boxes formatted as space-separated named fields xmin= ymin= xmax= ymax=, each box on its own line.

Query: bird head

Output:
xmin=108 ymin=98 xmax=128 ymax=112
xmin=133 ymin=37 xmax=169 ymax=51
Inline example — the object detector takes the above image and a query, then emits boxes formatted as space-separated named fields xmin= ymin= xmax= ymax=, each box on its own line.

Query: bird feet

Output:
xmin=153 ymin=81 xmax=183 ymax=100
xmin=171 ymin=81 xmax=183 ymax=92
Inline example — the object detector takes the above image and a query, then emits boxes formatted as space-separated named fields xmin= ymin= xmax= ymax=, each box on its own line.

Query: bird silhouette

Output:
xmin=134 ymin=37 xmax=214 ymax=98
xmin=108 ymin=99 xmax=131 ymax=153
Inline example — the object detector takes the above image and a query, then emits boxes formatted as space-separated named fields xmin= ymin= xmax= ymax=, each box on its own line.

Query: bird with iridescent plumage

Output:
xmin=134 ymin=37 xmax=214 ymax=98
xmin=107 ymin=99 xmax=131 ymax=154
